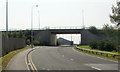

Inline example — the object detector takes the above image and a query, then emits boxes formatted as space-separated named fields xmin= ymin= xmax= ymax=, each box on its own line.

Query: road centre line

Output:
xmin=62 ymin=55 xmax=65 ymax=57
xmin=70 ymin=58 xmax=74 ymax=61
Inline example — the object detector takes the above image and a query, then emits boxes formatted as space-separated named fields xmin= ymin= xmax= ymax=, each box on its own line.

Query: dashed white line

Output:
xmin=70 ymin=58 xmax=74 ymax=61
xmin=47 ymin=69 xmax=50 ymax=70
xmin=62 ymin=55 xmax=65 ymax=57
xmin=91 ymin=66 xmax=102 ymax=70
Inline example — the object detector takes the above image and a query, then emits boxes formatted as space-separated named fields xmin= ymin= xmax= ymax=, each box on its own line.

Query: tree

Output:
xmin=110 ymin=0 xmax=120 ymax=28
xmin=102 ymin=24 xmax=115 ymax=38
xmin=88 ymin=26 xmax=99 ymax=34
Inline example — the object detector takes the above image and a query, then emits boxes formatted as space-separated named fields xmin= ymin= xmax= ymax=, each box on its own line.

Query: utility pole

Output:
xmin=38 ymin=10 xmax=40 ymax=30
xmin=6 ymin=0 xmax=8 ymax=38
xmin=71 ymin=34 xmax=73 ymax=45
xmin=31 ymin=5 xmax=39 ymax=48
xmin=82 ymin=9 xmax=85 ymax=29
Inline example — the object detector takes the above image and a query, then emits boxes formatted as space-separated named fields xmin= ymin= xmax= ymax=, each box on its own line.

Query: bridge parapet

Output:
xmin=0 ymin=26 xmax=103 ymax=31
xmin=47 ymin=26 xmax=84 ymax=29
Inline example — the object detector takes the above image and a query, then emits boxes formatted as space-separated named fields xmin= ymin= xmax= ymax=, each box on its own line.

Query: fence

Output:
xmin=75 ymin=46 xmax=120 ymax=59
xmin=2 ymin=37 xmax=26 ymax=56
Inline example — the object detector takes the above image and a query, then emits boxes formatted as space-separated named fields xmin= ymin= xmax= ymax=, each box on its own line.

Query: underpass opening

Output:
xmin=57 ymin=34 xmax=81 ymax=46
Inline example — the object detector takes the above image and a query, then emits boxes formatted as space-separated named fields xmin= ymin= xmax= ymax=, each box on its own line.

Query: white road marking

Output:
xmin=72 ymin=48 xmax=118 ymax=63
xmin=91 ymin=66 xmax=102 ymax=70
xmin=47 ymin=69 xmax=50 ymax=70
xmin=70 ymin=58 xmax=74 ymax=61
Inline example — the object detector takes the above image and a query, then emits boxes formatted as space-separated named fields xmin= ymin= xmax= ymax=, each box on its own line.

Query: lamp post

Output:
xmin=31 ymin=5 xmax=39 ymax=48
xmin=71 ymin=34 xmax=73 ymax=45
xmin=6 ymin=0 xmax=8 ymax=38
xmin=82 ymin=9 xmax=85 ymax=29
xmin=38 ymin=10 xmax=40 ymax=30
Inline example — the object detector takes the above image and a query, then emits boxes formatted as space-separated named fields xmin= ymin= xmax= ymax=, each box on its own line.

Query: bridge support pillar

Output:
xmin=50 ymin=34 xmax=57 ymax=46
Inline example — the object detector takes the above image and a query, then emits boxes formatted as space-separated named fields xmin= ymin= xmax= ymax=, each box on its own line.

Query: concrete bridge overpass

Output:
xmin=34 ymin=29 xmax=100 ymax=46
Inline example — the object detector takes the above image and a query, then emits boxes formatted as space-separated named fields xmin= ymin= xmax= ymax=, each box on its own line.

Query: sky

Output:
xmin=0 ymin=0 xmax=117 ymax=44
xmin=0 ymin=0 xmax=117 ymax=30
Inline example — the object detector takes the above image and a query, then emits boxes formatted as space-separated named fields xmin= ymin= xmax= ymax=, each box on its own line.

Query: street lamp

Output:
xmin=71 ymin=34 xmax=73 ymax=45
xmin=38 ymin=10 xmax=40 ymax=30
xmin=82 ymin=9 xmax=85 ymax=29
xmin=6 ymin=0 xmax=8 ymax=38
xmin=31 ymin=5 xmax=39 ymax=48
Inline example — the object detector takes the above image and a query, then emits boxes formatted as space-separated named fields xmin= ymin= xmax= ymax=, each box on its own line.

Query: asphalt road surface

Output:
xmin=5 ymin=46 xmax=119 ymax=72
xmin=31 ymin=46 xmax=118 ymax=71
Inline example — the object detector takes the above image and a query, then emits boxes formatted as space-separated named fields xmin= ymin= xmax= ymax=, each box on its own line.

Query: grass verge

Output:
xmin=78 ymin=46 xmax=119 ymax=54
xmin=0 ymin=46 xmax=32 ymax=71
xmin=75 ymin=45 xmax=119 ymax=60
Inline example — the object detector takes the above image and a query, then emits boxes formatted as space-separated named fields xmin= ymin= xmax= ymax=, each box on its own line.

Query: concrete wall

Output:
xmin=35 ymin=31 xmax=57 ymax=46
xmin=50 ymin=34 xmax=57 ymax=46
xmin=2 ymin=37 xmax=26 ymax=56
xmin=81 ymin=29 xmax=99 ymax=45
xmin=34 ymin=30 xmax=51 ymax=45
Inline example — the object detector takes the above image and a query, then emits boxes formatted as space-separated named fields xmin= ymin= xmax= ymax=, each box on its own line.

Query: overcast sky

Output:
xmin=0 ymin=0 xmax=117 ymax=30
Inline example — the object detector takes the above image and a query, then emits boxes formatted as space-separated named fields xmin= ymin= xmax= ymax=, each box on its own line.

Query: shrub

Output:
xmin=90 ymin=41 xmax=98 ymax=49
xmin=90 ymin=40 xmax=116 ymax=51
xmin=97 ymin=40 xmax=105 ymax=50
xmin=103 ymin=40 xmax=116 ymax=51
xmin=33 ymin=40 xmax=40 ymax=46
xmin=26 ymin=39 xmax=30 ymax=45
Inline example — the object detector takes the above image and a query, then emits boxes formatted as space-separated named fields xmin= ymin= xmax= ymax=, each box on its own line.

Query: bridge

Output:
xmin=34 ymin=28 xmax=100 ymax=46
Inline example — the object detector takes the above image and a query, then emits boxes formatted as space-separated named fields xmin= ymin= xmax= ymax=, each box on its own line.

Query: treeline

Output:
xmin=2 ymin=30 xmax=41 ymax=45
xmin=2 ymin=30 xmax=32 ymax=45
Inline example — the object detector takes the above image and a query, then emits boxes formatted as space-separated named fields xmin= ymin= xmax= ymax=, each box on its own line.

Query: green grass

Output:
xmin=0 ymin=46 xmax=32 ymax=71
xmin=78 ymin=45 xmax=119 ymax=54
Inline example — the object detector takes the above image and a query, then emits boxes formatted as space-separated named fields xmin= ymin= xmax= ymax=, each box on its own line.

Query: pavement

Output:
xmin=5 ymin=48 xmax=32 ymax=70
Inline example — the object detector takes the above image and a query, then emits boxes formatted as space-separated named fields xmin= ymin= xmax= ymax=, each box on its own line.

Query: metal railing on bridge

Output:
xmin=0 ymin=26 xmax=103 ymax=31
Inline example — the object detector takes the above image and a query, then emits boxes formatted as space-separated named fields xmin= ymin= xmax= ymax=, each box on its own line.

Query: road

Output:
xmin=5 ymin=46 xmax=119 ymax=72
xmin=31 ymin=46 xmax=118 ymax=72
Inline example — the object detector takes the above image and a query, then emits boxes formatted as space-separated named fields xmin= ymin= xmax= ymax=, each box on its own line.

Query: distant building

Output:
xmin=57 ymin=37 xmax=73 ymax=45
